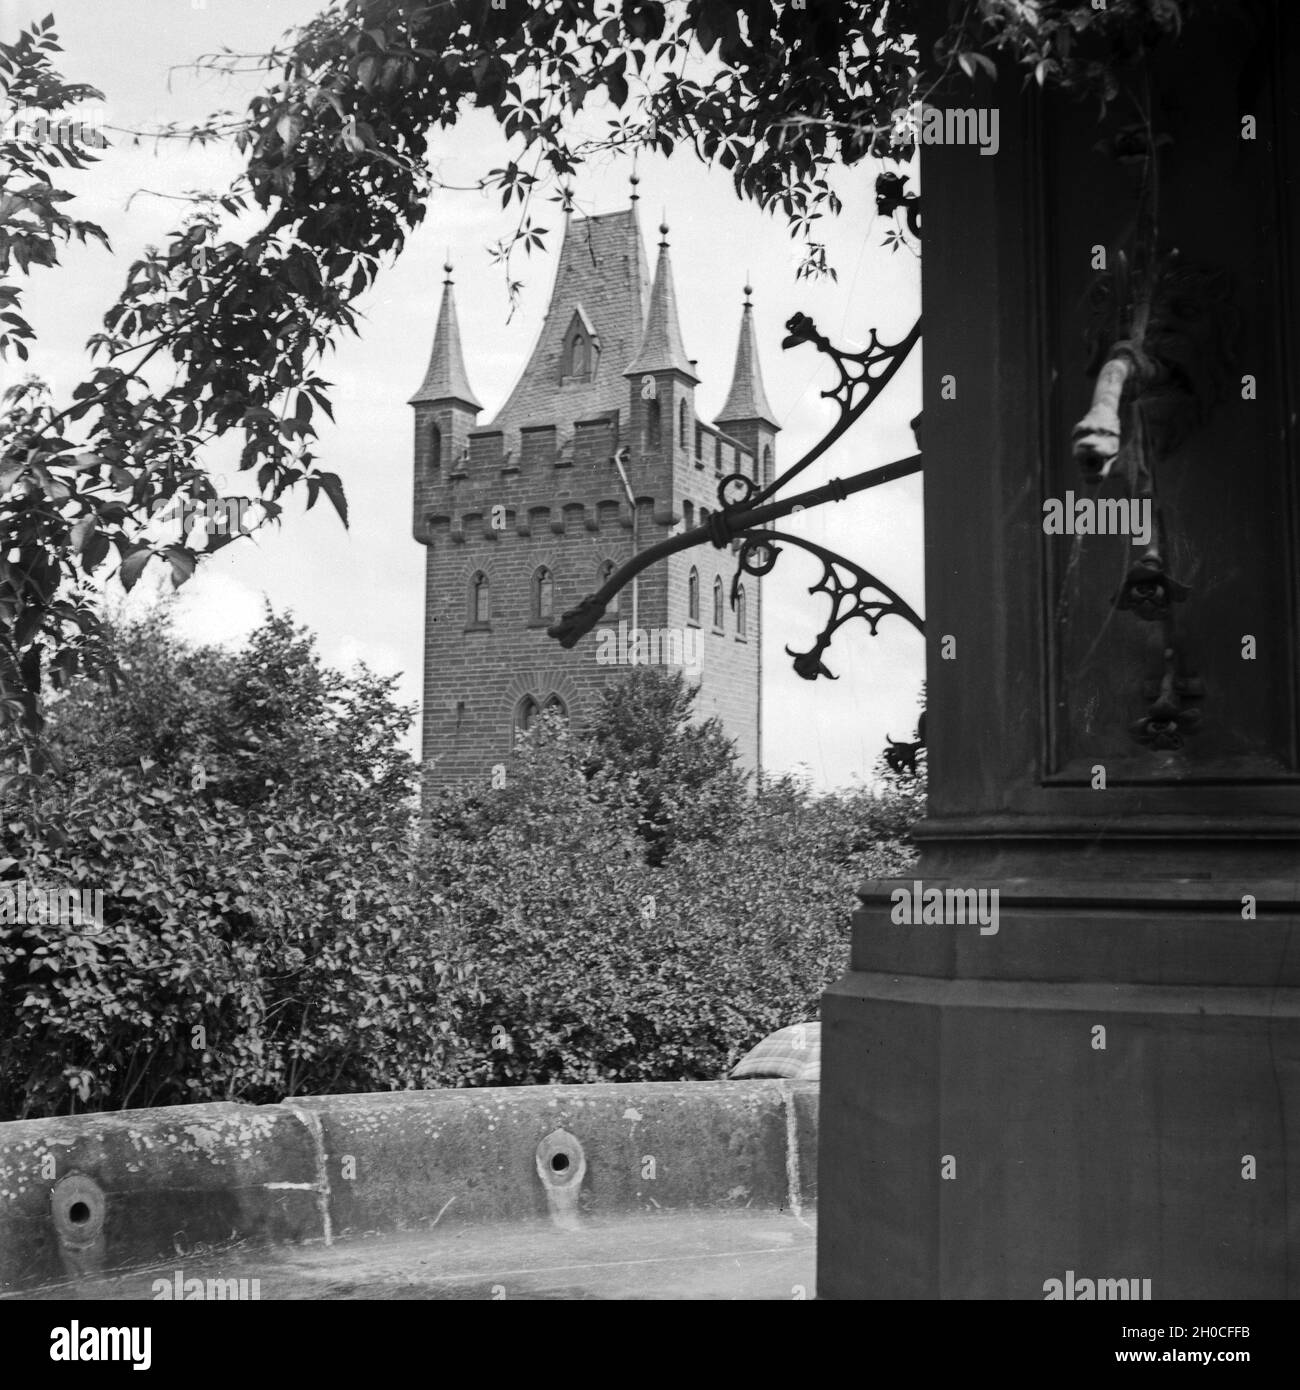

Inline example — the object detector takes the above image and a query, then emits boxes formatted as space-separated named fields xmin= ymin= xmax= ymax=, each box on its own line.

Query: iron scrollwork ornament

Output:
xmin=731 ymin=530 xmax=922 ymax=682
xmin=549 ymin=309 xmax=924 ymax=768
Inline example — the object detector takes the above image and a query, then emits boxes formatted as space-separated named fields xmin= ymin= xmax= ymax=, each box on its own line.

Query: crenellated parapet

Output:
xmin=420 ymin=496 xmax=681 ymax=549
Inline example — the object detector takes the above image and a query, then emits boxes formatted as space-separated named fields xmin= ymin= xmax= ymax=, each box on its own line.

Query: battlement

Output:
xmin=413 ymin=413 xmax=758 ymax=546
xmin=692 ymin=421 xmax=752 ymax=480
xmin=421 ymin=494 xmax=694 ymax=548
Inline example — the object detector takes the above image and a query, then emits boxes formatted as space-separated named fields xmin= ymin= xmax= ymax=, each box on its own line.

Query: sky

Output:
xmin=5 ymin=0 xmax=925 ymax=790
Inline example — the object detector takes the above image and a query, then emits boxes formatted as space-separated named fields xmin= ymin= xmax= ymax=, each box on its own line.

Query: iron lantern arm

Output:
xmin=546 ymin=452 xmax=923 ymax=649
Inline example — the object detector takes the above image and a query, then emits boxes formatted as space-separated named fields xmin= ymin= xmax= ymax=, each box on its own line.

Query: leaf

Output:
xmin=276 ymin=113 xmax=303 ymax=150
xmin=163 ymin=545 xmax=195 ymax=588
xmin=119 ymin=547 xmax=152 ymax=592
xmin=318 ymin=471 xmax=348 ymax=528
xmin=69 ymin=516 xmax=96 ymax=552
xmin=957 ymin=50 xmax=998 ymax=83
xmin=14 ymin=604 xmax=43 ymax=648
xmin=81 ymin=531 xmax=111 ymax=572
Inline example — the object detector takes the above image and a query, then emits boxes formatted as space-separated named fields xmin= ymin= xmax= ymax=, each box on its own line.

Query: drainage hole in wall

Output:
xmin=550 ymin=1154 xmax=570 ymax=1173
xmin=68 ymin=1202 xmax=91 ymax=1225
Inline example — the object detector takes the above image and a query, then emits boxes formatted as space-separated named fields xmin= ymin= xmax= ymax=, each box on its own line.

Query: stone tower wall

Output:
xmin=414 ymin=212 xmax=767 ymax=791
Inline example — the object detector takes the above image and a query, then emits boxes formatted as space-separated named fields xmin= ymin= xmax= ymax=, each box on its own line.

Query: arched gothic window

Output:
xmin=516 ymin=695 xmax=541 ymax=741
xmin=712 ymin=576 xmax=724 ymax=630
xmin=683 ymin=500 xmax=695 ymax=531
xmin=678 ymin=399 xmax=689 ymax=449
xmin=428 ymin=423 xmax=442 ymax=472
xmin=469 ymin=571 xmax=490 ymax=625
xmin=532 ymin=566 xmax=554 ymax=620
xmin=762 ymin=444 xmax=773 ymax=482
xmin=736 ymin=584 xmax=747 ymax=638
xmin=515 ymin=693 xmax=567 ymax=744
xmin=688 ymin=567 xmax=700 ymax=624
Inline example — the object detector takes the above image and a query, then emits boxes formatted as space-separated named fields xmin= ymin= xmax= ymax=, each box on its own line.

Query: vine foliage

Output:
xmin=0 ymin=1 xmax=1223 ymax=774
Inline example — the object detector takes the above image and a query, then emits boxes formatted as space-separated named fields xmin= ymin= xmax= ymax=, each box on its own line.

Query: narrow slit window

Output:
xmin=470 ymin=571 xmax=490 ymax=625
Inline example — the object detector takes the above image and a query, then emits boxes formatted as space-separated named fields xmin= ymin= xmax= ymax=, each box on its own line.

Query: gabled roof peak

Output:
xmin=483 ymin=209 xmax=650 ymax=435
xmin=565 ymin=303 xmax=599 ymax=343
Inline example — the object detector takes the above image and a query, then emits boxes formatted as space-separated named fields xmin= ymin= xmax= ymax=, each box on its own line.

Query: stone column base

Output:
xmin=817 ymin=879 xmax=1300 ymax=1299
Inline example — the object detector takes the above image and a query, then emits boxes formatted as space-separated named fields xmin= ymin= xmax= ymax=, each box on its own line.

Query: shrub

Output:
xmin=0 ymin=627 xmax=922 ymax=1117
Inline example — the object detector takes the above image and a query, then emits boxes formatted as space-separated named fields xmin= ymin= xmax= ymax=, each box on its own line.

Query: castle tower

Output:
xmin=623 ymin=219 xmax=699 ymax=489
xmin=409 ymin=261 xmax=481 ymax=534
xmin=411 ymin=208 xmax=771 ymax=792
xmin=712 ymin=282 xmax=782 ymax=770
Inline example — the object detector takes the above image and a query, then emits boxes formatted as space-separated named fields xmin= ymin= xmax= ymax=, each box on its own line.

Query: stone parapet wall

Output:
xmin=1 ymin=1081 xmax=817 ymax=1293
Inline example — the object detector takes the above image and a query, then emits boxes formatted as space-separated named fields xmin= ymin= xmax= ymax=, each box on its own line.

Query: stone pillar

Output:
xmin=818 ymin=0 xmax=1300 ymax=1299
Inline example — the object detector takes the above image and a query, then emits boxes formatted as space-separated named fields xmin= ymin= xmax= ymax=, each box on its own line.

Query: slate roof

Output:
xmin=623 ymin=238 xmax=698 ymax=383
xmin=716 ymin=298 xmax=778 ymax=429
xmin=409 ymin=278 xmax=482 ymax=410
xmin=484 ymin=210 xmax=651 ymax=441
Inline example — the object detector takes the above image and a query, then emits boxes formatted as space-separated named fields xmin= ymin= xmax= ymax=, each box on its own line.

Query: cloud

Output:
xmin=168 ymin=570 xmax=267 ymax=650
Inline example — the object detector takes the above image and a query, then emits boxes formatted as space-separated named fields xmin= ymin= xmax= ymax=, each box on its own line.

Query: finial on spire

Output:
xmin=629 ymin=170 xmax=640 ymax=204
xmin=659 ymin=210 xmax=669 ymax=248
xmin=561 ymin=182 xmax=574 ymax=217
xmin=743 ymin=276 xmax=753 ymax=307
xmin=443 ymin=252 xmax=453 ymax=286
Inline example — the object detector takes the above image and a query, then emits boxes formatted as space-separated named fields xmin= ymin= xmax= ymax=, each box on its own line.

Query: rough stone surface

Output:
xmin=1 ymin=1082 xmax=817 ymax=1294
xmin=0 ymin=1103 xmax=320 ymax=1292
xmin=292 ymin=1080 xmax=813 ymax=1237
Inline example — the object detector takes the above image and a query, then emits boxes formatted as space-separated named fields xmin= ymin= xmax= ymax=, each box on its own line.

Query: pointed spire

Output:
xmin=624 ymin=219 xmax=697 ymax=382
xmin=409 ymin=260 xmax=482 ymax=410
xmin=717 ymin=281 xmax=778 ymax=430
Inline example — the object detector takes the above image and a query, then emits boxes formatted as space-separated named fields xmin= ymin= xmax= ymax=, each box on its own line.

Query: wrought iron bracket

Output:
xmin=747 ymin=312 xmax=921 ymax=507
xmin=731 ymin=529 xmax=923 ymax=681
xmin=547 ymin=312 xmax=925 ymax=698
xmin=547 ymin=453 xmax=922 ymax=650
